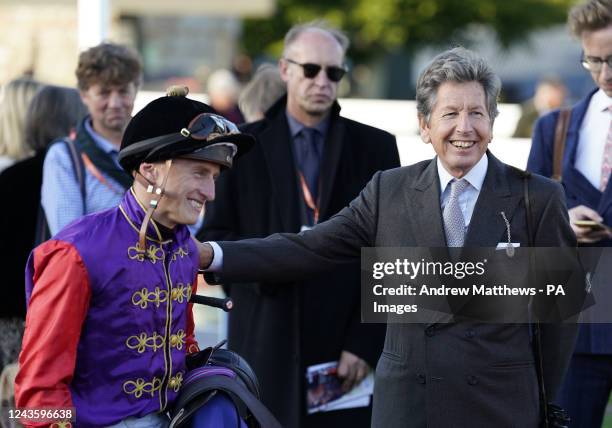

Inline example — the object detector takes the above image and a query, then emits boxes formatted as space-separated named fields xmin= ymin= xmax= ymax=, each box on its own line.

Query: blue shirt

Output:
xmin=209 ymin=113 xmax=330 ymax=270
xmin=42 ymin=118 xmax=125 ymax=235
xmin=286 ymin=112 xmax=330 ymax=225
xmin=285 ymin=111 xmax=330 ymax=166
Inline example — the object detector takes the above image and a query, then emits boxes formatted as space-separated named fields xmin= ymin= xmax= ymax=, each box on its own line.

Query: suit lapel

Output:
xmin=427 ymin=153 xmax=522 ymax=326
xmin=464 ymin=153 xmax=522 ymax=247
xmin=563 ymin=91 xmax=612 ymax=215
xmin=596 ymin=95 xmax=612 ymax=212
xmin=318 ymin=117 xmax=346 ymax=219
xmin=600 ymin=179 xmax=612 ymax=215
xmin=565 ymin=90 xmax=595 ymax=169
xmin=407 ymin=154 xmax=522 ymax=248
xmin=410 ymin=159 xmax=447 ymax=247
xmin=259 ymin=113 xmax=302 ymax=232
xmin=408 ymin=160 xmax=451 ymax=325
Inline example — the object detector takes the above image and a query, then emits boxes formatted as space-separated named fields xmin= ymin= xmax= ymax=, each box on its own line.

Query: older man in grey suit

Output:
xmin=197 ymin=48 xmax=578 ymax=427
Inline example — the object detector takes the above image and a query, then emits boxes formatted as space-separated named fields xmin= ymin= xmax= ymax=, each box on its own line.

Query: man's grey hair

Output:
xmin=239 ymin=64 xmax=286 ymax=122
xmin=283 ymin=20 xmax=350 ymax=57
xmin=416 ymin=47 xmax=501 ymax=124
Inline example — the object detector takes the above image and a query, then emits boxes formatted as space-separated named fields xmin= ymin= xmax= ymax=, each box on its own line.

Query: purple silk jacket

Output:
xmin=21 ymin=189 xmax=201 ymax=427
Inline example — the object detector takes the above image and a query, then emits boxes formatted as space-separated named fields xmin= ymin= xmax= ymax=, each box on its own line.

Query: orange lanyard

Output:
xmin=299 ymin=172 xmax=319 ymax=224
xmin=81 ymin=152 xmax=124 ymax=195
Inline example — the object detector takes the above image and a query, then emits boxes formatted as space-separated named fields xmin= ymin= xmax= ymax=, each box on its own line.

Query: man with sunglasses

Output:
xmin=528 ymin=0 xmax=612 ymax=426
xmin=200 ymin=21 xmax=400 ymax=428
xmin=15 ymin=88 xmax=254 ymax=427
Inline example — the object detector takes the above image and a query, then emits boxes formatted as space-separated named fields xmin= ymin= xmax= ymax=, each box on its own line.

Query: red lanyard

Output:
xmin=299 ymin=172 xmax=319 ymax=224
xmin=81 ymin=152 xmax=124 ymax=195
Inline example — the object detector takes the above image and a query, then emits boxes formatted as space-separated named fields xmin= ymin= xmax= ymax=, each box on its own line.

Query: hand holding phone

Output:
xmin=573 ymin=220 xmax=607 ymax=231
xmin=568 ymin=205 xmax=612 ymax=243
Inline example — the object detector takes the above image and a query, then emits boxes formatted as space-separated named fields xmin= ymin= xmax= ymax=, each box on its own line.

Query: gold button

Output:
xmin=171 ymin=289 xmax=178 ymax=299
xmin=170 ymin=335 xmax=178 ymax=346
xmin=169 ymin=379 xmax=176 ymax=388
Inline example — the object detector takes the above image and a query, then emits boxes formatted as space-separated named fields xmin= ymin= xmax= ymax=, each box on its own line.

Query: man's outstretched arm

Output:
xmin=198 ymin=170 xmax=384 ymax=283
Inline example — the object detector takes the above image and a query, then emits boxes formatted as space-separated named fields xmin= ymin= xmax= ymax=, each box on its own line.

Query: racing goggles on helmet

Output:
xmin=118 ymin=113 xmax=246 ymax=169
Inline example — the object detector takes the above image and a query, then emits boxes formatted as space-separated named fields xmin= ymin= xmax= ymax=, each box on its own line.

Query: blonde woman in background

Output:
xmin=0 ymin=77 xmax=43 ymax=172
xmin=0 ymin=84 xmax=87 ymax=337
xmin=0 ymin=85 xmax=86 ymax=428
xmin=0 ymin=85 xmax=86 ymax=361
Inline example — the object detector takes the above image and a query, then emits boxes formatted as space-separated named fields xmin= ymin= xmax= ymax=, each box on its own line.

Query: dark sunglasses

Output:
xmin=284 ymin=58 xmax=347 ymax=82
xmin=180 ymin=113 xmax=239 ymax=141
xmin=581 ymin=54 xmax=612 ymax=72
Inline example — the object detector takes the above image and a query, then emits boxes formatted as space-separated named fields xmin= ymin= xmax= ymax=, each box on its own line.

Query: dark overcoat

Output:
xmin=528 ymin=89 xmax=612 ymax=355
xmin=208 ymin=152 xmax=579 ymax=427
xmin=199 ymin=96 xmax=400 ymax=427
xmin=0 ymin=151 xmax=45 ymax=320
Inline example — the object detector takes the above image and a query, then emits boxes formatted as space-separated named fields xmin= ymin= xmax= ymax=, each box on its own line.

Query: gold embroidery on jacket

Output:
xmin=168 ymin=372 xmax=183 ymax=392
xmin=171 ymin=247 xmax=189 ymax=261
xmin=127 ymin=243 xmax=164 ymax=263
xmin=171 ymin=283 xmax=192 ymax=303
xmin=126 ymin=331 xmax=165 ymax=353
xmin=160 ymin=252 xmax=175 ymax=410
xmin=169 ymin=329 xmax=186 ymax=350
xmin=127 ymin=244 xmax=146 ymax=261
xmin=132 ymin=287 xmax=168 ymax=309
xmin=123 ymin=377 xmax=162 ymax=398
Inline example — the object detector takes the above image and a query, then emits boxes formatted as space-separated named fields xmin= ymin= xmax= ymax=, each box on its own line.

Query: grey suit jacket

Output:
xmin=213 ymin=152 xmax=578 ymax=428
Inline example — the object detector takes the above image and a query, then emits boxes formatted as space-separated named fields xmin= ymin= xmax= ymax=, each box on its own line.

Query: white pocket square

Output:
xmin=496 ymin=242 xmax=520 ymax=250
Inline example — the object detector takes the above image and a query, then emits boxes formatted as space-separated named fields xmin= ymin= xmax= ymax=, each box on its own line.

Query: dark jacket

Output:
xmin=211 ymin=152 xmax=578 ymax=428
xmin=0 ymin=151 xmax=45 ymax=319
xmin=199 ymin=96 xmax=400 ymax=428
xmin=527 ymin=89 xmax=612 ymax=355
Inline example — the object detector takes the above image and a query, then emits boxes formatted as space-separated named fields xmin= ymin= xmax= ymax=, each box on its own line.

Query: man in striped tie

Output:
xmin=200 ymin=47 xmax=579 ymax=427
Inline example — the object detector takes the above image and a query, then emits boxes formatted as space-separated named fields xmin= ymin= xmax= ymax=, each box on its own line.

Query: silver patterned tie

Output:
xmin=443 ymin=179 xmax=469 ymax=247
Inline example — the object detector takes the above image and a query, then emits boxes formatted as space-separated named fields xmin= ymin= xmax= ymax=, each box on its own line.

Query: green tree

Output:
xmin=242 ymin=0 xmax=574 ymax=61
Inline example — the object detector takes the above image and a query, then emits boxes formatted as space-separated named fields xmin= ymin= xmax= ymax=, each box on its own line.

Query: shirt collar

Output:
xmin=285 ymin=110 xmax=330 ymax=138
xmin=84 ymin=118 xmax=119 ymax=154
xmin=592 ymin=88 xmax=612 ymax=113
xmin=437 ymin=153 xmax=488 ymax=194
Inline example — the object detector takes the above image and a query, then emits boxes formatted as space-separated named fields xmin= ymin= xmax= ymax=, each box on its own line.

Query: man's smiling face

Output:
xmin=419 ymin=81 xmax=493 ymax=178
xmin=152 ymin=158 xmax=220 ymax=228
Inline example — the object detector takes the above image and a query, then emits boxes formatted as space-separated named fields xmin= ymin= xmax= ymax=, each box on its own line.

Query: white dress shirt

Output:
xmin=207 ymin=241 xmax=224 ymax=271
xmin=438 ymin=154 xmax=488 ymax=228
xmin=575 ymin=89 xmax=612 ymax=189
